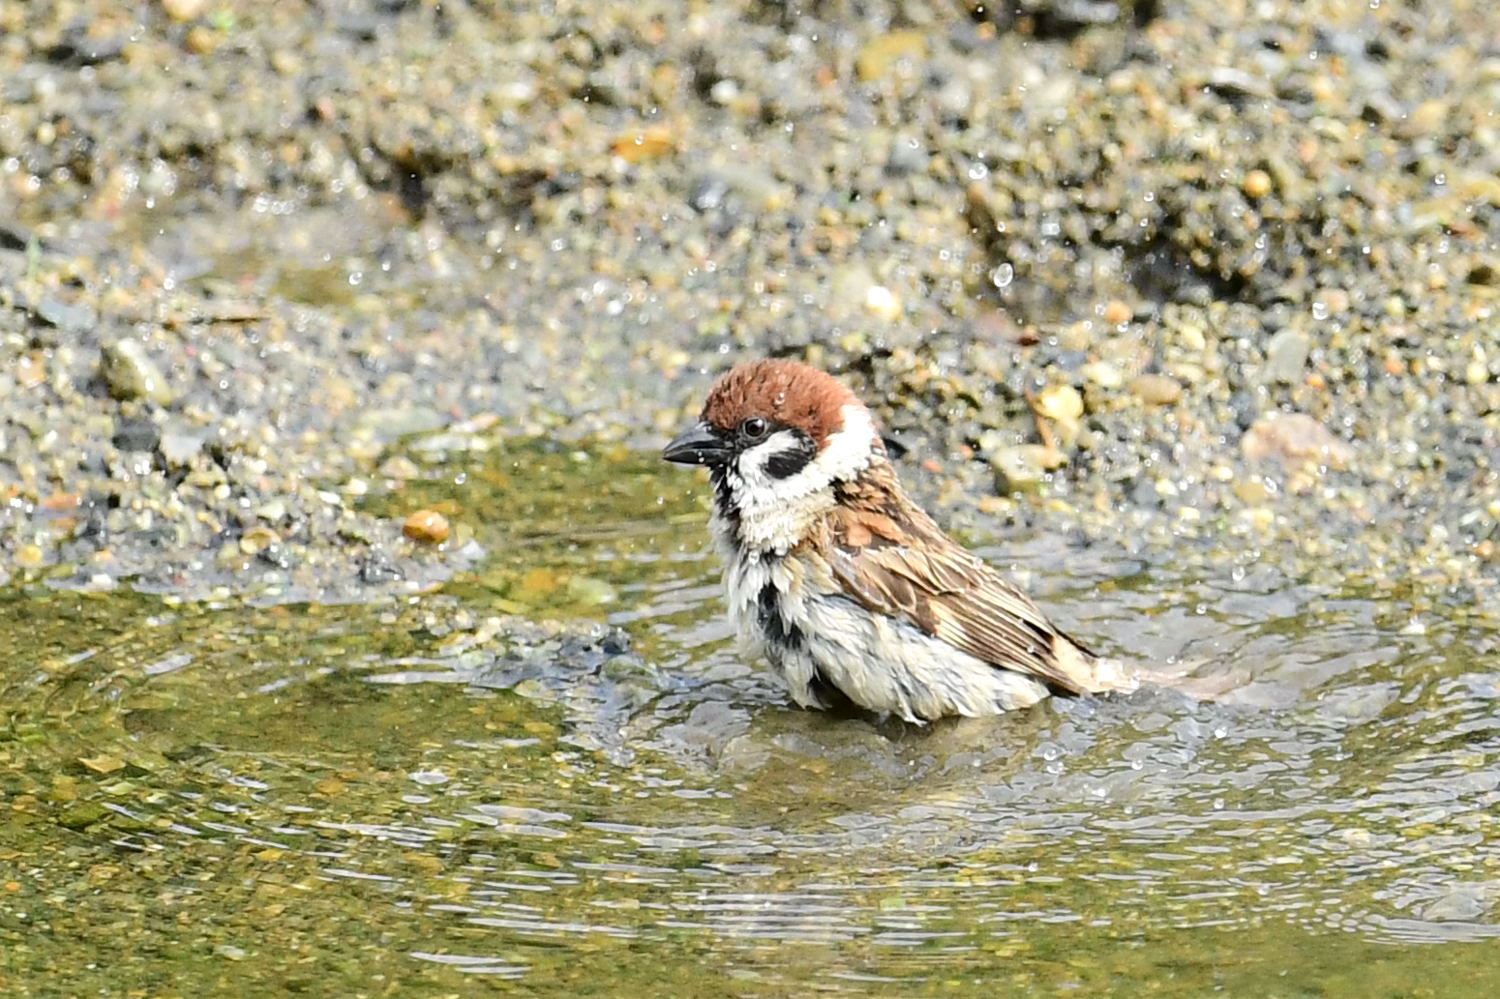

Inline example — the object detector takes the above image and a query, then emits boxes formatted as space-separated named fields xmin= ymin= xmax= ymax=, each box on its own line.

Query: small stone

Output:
xmin=1262 ymin=328 xmax=1310 ymax=384
xmin=1034 ymin=384 xmax=1084 ymax=423
xmin=609 ymin=126 xmax=674 ymax=163
xmin=1242 ymin=169 xmax=1273 ymax=198
xmin=1242 ymin=412 xmax=1354 ymax=468
xmin=158 ymin=431 xmax=205 ymax=466
xmin=1233 ymin=478 xmax=1271 ymax=504
xmin=1128 ymin=374 xmax=1182 ymax=406
xmin=57 ymin=802 xmax=108 ymax=829
xmin=161 ymin=0 xmax=207 ymax=20
xmin=255 ymin=499 xmax=287 ymax=522
xmin=1102 ymin=300 xmax=1133 ymax=326
xmin=565 ymin=575 xmax=618 ymax=605
xmin=184 ymin=25 xmax=219 ymax=55
xmin=864 ymin=285 xmax=902 ymax=321
xmin=269 ymin=49 xmax=302 ymax=76
xmin=1080 ymin=361 xmax=1124 ymax=389
xmin=239 ymin=527 xmax=279 ymax=556
xmin=16 ymin=544 xmax=45 ymax=568
xmin=357 ymin=407 xmax=444 ymax=437
xmin=378 ymin=456 xmax=421 ymax=480
xmin=1419 ymin=885 xmax=1492 ymax=922
xmin=100 ymin=339 xmax=173 ymax=405
xmin=36 ymin=298 xmax=97 ymax=333
xmin=886 ymin=134 xmax=927 ymax=175
xmin=402 ymin=510 xmax=450 ymax=544
xmin=40 ymin=492 xmax=81 ymax=512
xmin=185 ymin=465 xmax=226 ymax=488
xmin=1206 ymin=66 xmax=1272 ymax=99
xmin=1466 ymin=353 xmax=1490 ymax=385
xmin=511 ymin=567 xmax=562 ymax=603
xmin=1057 ymin=322 xmax=1093 ymax=352
xmin=16 ymin=351 xmax=46 ymax=389
xmin=1312 ymin=288 xmax=1350 ymax=318
xmin=112 ymin=417 xmax=160 ymax=453
xmin=855 ymin=31 xmax=927 ymax=83
xmin=78 ymin=754 xmax=126 ymax=774
xmin=989 ymin=444 xmax=1066 ymax=493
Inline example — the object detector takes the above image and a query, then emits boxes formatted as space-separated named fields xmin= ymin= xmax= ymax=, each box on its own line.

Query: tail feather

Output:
xmin=1128 ymin=657 xmax=1245 ymax=702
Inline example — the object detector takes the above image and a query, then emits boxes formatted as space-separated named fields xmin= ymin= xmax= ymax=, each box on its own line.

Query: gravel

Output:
xmin=0 ymin=0 xmax=1495 ymax=612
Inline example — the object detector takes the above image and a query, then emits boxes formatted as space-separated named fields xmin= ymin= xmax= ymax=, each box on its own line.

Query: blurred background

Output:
xmin=2 ymin=0 xmax=1496 ymax=590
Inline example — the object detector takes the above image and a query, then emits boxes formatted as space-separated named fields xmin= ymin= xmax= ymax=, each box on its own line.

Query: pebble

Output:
xmin=1242 ymin=169 xmax=1273 ymax=198
xmin=160 ymin=0 xmax=207 ymax=20
xmin=566 ymin=574 xmax=618 ymax=605
xmin=1081 ymin=361 xmax=1124 ymax=389
xmin=100 ymin=339 xmax=173 ymax=405
xmin=1034 ymin=384 xmax=1084 ymax=423
xmin=1312 ymin=288 xmax=1351 ymax=318
xmin=1102 ymin=300 xmax=1133 ymax=326
xmin=1128 ymin=374 xmax=1183 ymax=406
xmin=1418 ymin=885 xmax=1492 ymax=922
xmin=989 ymin=444 xmax=1067 ymax=492
xmin=159 ymin=430 xmax=205 ymax=466
xmin=184 ymin=26 xmax=220 ymax=55
xmin=357 ymin=407 xmax=446 ymax=438
xmin=864 ymin=285 xmax=902 ymax=322
xmin=112 ymin=416 xmax=160 ymax=452
xmin=238 ymin=527 xmax=279 ymax=556
xmin=36 ymin=298 xmax=97 ymax=334
xmin=378 ymin=456 xmax=422 ymax=480
xmin=886 ymin=134 xmax=927 ymax=175
xmin=1241 ymin=413 xmax=1354 ymax=468
xmin=1262 ymin=328 xmax=1310 ymax=384
xmin=855 ymin=31 xmax=926 ymax=83
xmin=402 ymin=510 xmax=450 ymax=545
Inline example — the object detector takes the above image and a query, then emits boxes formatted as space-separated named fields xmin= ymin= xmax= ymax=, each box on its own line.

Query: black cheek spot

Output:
xmin=757 ymin=582 xmax=802 ymax=651
xmin=764 ymin=434 xmax=816 ymax=479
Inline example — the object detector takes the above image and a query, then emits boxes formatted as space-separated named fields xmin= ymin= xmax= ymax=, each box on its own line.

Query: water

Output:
xmin=3 ymin=443 xmax=1498 ymax=996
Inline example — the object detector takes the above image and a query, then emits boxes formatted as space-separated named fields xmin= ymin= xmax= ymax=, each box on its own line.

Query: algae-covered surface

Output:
xmin=4 ymin=444 xmax=1498 ymax=996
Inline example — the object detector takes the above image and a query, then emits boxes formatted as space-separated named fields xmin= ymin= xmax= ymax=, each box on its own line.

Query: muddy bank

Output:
xmin=0 ymin=0 xmax=1496 ymax=608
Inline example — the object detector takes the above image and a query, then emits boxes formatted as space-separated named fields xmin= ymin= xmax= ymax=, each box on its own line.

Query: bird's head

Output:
xmin=662 ymin=359 xmax=881 ymax=517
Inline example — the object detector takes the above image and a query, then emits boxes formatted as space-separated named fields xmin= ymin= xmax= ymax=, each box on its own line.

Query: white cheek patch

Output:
xmin=735 ymin=430 xmax=808 ymax=494
xmin=721 ymin=404 xmax=878 ymax=555
xmin=731 ymin=405 xmax=876 ymax=517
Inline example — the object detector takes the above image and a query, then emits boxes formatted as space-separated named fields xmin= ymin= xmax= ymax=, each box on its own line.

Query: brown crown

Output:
xmin=701 ymin=359 xmax=863 ymax=446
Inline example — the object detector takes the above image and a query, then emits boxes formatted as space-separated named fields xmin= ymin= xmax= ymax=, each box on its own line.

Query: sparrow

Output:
xmin=662 ymin=358 xmax=1136 ymax=722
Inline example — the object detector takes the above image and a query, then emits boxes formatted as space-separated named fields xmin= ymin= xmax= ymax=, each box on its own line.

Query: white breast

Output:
xmin=716 ymin=538 xmax=1051 ymax=722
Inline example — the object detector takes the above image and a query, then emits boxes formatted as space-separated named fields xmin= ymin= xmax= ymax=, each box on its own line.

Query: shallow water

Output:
xmin=3 ymin=444 xmax=1498 ymax=996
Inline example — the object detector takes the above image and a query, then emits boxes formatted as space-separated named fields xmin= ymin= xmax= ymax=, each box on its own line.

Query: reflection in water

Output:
xmin=2 ymin=447 xmax=1498 ymax=994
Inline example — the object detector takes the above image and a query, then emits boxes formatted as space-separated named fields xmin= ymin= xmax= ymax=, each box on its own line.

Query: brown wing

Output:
xmin=821 ymin=469 xmax=1109 ymax=694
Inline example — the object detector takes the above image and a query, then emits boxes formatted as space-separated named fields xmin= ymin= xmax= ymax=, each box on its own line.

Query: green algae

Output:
xmin=2 ymin=444 xmax=1499 ymax=997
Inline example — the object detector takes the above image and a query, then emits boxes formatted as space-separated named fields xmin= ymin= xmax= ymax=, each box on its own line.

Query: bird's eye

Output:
xmin=740 ymin=417 xmax=769 ymax=441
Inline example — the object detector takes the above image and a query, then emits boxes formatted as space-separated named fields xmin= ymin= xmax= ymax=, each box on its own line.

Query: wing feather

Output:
xmin=821 ymin=481 xmax=1110 ymax=694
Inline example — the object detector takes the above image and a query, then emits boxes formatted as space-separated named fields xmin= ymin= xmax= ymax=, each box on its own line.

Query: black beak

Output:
xmin=662 ymin=421 xmax=730 ymax=467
